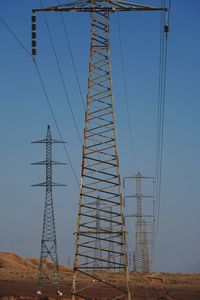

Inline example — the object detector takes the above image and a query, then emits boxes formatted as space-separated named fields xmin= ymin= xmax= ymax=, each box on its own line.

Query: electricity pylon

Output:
xmin=32 ymin=1 xmax=167 ymax=298
xmin=32 ymin=125 xmax=66 ymax=296
xmin=142 ymin=219 xmax=150 ymax=272
xmin=123 ymin=172 xmax=154 ymax=273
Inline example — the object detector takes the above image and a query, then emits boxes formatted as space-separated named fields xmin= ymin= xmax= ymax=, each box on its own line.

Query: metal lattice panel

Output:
xmin=71 ymin=9 xmax=131 ymax=299
xmin=32 ymin=125 xmax=66 ymax=296
xmin=124 ymin=172 xmax=154 ymax=273
xmin=78 ymin=10 xmax=124 ymax=268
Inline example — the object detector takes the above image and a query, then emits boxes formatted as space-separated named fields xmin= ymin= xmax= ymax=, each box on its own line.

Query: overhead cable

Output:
xmin=40 ymin=0 xmax=83 ymax=145
xmin=117 ymin=13 xmax=136 ymax=171
xmin=0 ymin=15 xmax=80 ymax=185
xmin=155 ymin=0 xmax=171 ymax=234
xmin=57 ymin=0 xmax=86 ymax=111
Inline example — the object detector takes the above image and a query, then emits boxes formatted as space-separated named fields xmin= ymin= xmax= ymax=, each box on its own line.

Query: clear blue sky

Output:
xmin=0 ymin=0 xmax=200 ymax=273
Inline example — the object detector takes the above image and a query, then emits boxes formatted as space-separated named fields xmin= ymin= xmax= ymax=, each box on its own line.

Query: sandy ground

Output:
xmin=0 ymin=252 xmax=200 ymax=299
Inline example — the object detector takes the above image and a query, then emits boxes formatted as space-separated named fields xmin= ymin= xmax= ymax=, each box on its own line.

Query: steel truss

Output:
xmin=32 ymin=125 xmax=66 ymax=296
xmin=32 ymin=1 xmax=167 ymax=299
xmin=124 ymin=172 xmax=154 ymax=273
xmin=73 ymin=9 xmax=131 ymax=298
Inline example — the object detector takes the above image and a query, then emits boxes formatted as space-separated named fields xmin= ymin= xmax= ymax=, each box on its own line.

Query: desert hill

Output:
xmin=0 ymin=252 xmax=200 ymax=299
xmin=0 ymin=252 xmax=70 ymax=281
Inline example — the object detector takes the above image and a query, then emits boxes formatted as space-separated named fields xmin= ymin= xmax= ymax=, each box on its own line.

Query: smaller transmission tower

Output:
xmin=142 ymin=219 xmax=150 ymax=272
xmin=123 ymin=172 xmax=154 ymax=272
xmin=32 ymin=125 xmax=66 ymax=296
xmin=128 ymin=250 xmax=136 ymax=272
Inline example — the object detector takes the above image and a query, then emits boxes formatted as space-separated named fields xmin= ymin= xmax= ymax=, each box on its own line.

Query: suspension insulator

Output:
xmin=32 ymin=13 xmax=37 ymax=56
xmin=164 ymin=23 xmax=169 ymax=33
xmin=32 ymin=29 xmax=36 ymax=38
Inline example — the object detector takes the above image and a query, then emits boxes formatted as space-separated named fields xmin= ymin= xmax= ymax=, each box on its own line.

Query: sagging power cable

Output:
xmin=0 ymin=15 xmax=80 ymax=185
xmin=155 ymin=0 xmax=171 ymax=234
xmin=40 ymin=0 xmax=83 ymax=145
xmin=57 ymin=0 xmax=86 ymax=111
xmin=117 ymin=13 xmax=137 ymax=172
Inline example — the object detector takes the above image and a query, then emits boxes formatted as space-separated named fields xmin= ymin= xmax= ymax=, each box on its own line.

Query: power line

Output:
xmin=57 ymin=0 xmax=86 ymax=111
xmin=0 ymin=16 xmax=32 ymax=58
xmin=155 ymin=0 xmax=171 ymax=234
xmin=155 ymin=0 xmax=165 ymax=216
xmin=156 ymin=0 xmax=171 ymax=233
xmin=33 ymin=60 xmax=80 ymax=185
xmin=40 ymin=0 xmax=83 ymax=145
xmin=168 ymin=0 xmax=172 ymax=23
xmin=116 ymin=13 xmax=136 ymax=171
xmin=0 ymin=15 xmax=80 ymax=186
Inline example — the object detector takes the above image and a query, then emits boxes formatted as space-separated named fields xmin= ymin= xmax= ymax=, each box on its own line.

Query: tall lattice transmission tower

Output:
xmin=123 ymin=172 xmax=154 ymax=273
xmin=32 ymin=1 xmax=167 ymax=298
xmin=32 ymin=125 xmax=66 ymax=296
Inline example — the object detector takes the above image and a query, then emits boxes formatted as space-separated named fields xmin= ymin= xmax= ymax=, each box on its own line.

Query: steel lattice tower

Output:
xmin=135 ymin=173 xmax=144 ymax=272
xmin=124 ymin=172 xmax=154 ymax=273
xmin=73 ymin=8 xmax=131 ymax=297
xmin=142 ymin=219 xmax=150 ymax=273
xmin=32 ymin=125 xmax=66 ymax=296
xmin=32 ymin=1 xmax=166 ymax=298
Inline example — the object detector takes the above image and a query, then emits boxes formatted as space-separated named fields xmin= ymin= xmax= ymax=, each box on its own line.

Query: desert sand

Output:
xmin=0 ymin=252 xmax=199 ymax=299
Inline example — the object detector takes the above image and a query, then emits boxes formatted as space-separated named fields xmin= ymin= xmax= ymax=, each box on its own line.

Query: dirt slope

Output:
xmin=0 ymin=252 xmax=200 ymax=299
xmin=0 ymin=252 xmax=70 ymax=281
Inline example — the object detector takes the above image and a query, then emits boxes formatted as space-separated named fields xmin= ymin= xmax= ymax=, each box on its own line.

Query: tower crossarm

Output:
xmin=125 ymin=214 xmax=154 ymax=218
xmin=33 ymin=0 xmax=167 ymax=13
xmin=31 ymin=160 xmax=67 ymax=165
xmin=124 ymin=194 xmax=154 ymax=199
xmin=32 ymin=182 xmax=67 ymax=187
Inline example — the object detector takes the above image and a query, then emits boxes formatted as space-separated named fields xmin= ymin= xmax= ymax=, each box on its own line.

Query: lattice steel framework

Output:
xmin=32 ymin=125 xmax=66 ymax=296
xmin=123 ymin=172 xmax=154 ymax=273
xmin=142 ymin=219 xmax=150 ymax=272
xmin=74 ymin=9 xmax=131 ymax=298
xmin=32 ymin=1 xmax=166 ymax=298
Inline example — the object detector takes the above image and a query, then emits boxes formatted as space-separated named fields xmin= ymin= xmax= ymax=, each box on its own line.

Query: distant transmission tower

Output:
xmin=32 ymin=1 xmax=167 ymax=298
xmin=124 ymin=172 xmax=154 ymax=273
xmin=32 ymin=125 xmax=66 ymax=296
xmin=142 ymin=219 xmax=150 ymax=272
xmin=128 ymin=250 xmax=136 ymax=272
